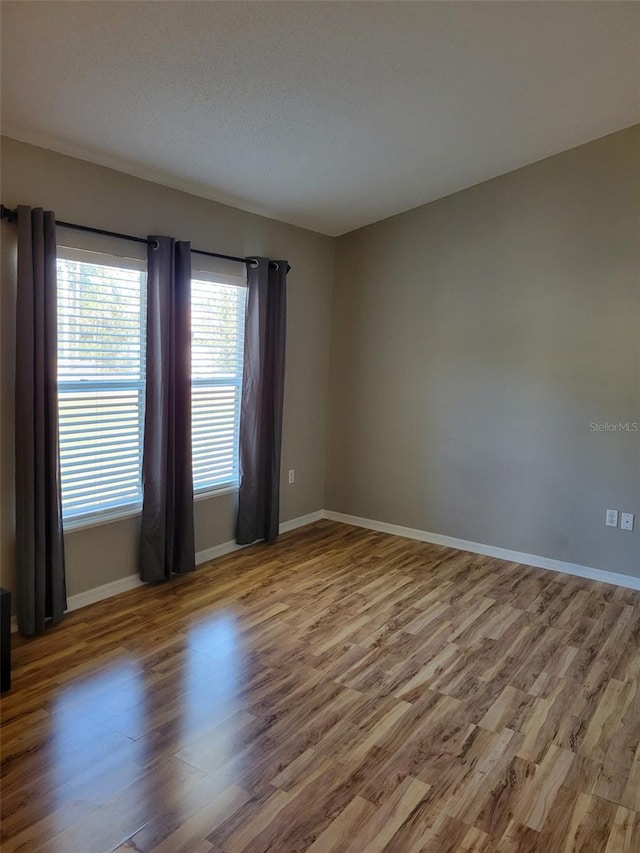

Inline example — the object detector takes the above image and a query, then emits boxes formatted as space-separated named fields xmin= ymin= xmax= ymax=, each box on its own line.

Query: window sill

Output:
xmin=63 ymin=485 xmax=239 ymax=533
xmin=63 ymin=505 xmax=141 ymax=534
xmin=194 ymin=484 xmax=239 ymax=502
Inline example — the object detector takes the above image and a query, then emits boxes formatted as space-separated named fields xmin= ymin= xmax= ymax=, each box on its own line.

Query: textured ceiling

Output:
xmin=2 ymin=1 xmax=639 ymax=236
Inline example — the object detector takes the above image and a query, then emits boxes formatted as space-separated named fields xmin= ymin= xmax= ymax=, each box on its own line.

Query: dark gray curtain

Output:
xmin=15 ymin=206 xmax=66 ymax=635
xmin=140 ymin=237 xmax=195 ymax=581
xmin=236 ymin=257 xmax=287 ymax=545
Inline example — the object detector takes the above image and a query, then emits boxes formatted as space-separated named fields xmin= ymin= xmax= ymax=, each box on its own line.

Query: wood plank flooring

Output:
xmin=1 ymin=520 xmax=639 ymax=852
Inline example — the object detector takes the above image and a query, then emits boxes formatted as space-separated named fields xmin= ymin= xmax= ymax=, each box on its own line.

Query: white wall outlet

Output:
xmin=605 ymin=509 xmax=619 ymax=528
xmin=621 ymin=512 xmax=635 ymax=531
xmin=288 ymin=468 xmax=295 ymax=484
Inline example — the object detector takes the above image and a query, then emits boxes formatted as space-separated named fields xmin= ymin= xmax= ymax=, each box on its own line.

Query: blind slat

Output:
xmin=190 ymin=278 xmax=245 ymax=492
xmin=57 ymin=255 xmax=146 ymax=518
xmin=56 ymin=259 xmax=246 ymax=519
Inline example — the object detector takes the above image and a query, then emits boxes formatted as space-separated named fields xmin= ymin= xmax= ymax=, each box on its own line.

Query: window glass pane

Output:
xmin=191 ymin=278 xmax=246 ymax=492
xmin=57 ymin=256 xmax=146 ymax=520
xmin=56 ymin=255 xmax=246 ymax=519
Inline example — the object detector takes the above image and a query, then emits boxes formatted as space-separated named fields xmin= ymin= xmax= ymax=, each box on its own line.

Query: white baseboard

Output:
xmin=10 ymin=572 xmax=144 ymax=633
xmin=195 ymin=540 xmax=246 ymax=564
xmin=11 ymin=507 xmax=636 ymax=634
xmin=322 ymin=510 xmax=640 ymax=591
xmin=67 ymin=573 xmax=145 ymax=610
xmin=10 ymin=510 xmax=326 ymax=632
xmin=195 ymin=510 xmax=325 ymax=565
xmin=279 ymin=510 xmax=324 ymax=534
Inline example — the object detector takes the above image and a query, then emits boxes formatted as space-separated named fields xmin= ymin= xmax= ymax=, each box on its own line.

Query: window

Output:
xmin=57 ymin=249 xmax=147 ymax=522
xmin=191 ymin=271 xmax=247 ymax=492
xmin=56 ymin=249 xmax=246 ymax=525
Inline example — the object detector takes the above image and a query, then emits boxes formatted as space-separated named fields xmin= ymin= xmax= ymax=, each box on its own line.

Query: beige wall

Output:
xmin=0 ymin=137 xmax=335 ymax=597
xmin=326 ymin=126 xmax=640 ymax=577
xmin=2 ymin=127 xmax=638 ymax=601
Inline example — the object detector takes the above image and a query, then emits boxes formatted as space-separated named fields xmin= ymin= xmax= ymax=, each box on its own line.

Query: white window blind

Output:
xmin=56 ymin=249 xmax=147 ymax=522
xmin=191 ymin=272 xmax=246 ymax=493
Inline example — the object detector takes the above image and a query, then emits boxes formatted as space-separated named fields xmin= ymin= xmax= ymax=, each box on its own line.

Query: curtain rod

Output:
xmin=0 ymin=205 xmax=291 ymax=271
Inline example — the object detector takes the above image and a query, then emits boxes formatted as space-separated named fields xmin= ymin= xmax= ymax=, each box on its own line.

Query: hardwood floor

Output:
xmin=1 ymin=520 xmax=639 ymax=852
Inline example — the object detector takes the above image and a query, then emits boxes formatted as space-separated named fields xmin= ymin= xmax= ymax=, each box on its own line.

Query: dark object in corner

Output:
xmin=0 ymin=588 xmax=10 ymax=692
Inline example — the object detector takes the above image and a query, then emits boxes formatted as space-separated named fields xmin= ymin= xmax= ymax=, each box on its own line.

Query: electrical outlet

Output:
xmin=288 ymin=469 xmax=295 ymax=484
xmin=605 ymin=509 xmax=618 ymax=528
xmin=621 ymin=512 xmax=635 ymax=531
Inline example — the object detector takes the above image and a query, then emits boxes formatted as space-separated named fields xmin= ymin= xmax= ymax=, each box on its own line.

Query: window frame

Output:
xmin=56 ymin=247 xmax=248 ymax=531
xmin=190 ymin=266 xmax=247 ymax=499
xmin=56 ymin=246 xmax=148 ymax=529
